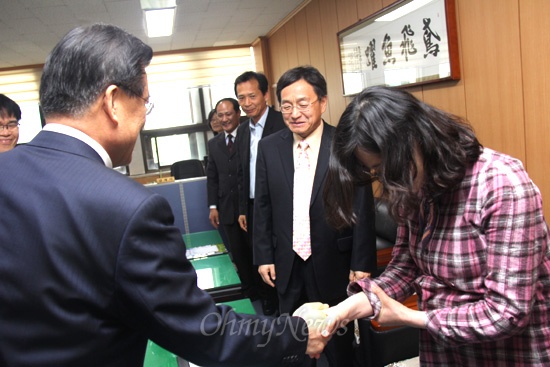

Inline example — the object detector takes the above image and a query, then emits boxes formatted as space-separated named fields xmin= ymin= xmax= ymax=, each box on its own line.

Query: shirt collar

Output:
xmin=224 ymin=129 xmax=237 ymax=139
xmin=43 ymin=123 xmax=113 ymax=168
xmin=293 ymin=120 xmax=324 ymax=151
xmin=249 ymin=106 xmax=269 ymax=130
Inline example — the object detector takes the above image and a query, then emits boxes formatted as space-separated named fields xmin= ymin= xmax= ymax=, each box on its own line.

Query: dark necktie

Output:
xmin=227 ymin=134 xmax=234 ymax=153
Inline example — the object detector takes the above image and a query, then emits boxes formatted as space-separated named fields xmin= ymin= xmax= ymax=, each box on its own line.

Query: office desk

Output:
xmin=144 ymin=298 xmax=256 ymax=367
xmin=183 ymin=230 xmax=227 ymax=259
xmin=190 ymin=253 xmax=242 ymax=303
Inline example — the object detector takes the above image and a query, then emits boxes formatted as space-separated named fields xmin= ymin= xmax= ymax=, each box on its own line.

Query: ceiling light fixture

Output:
xmin=140 ymin=0 xmax=177 ymax=38
xmin=375 ymin=0 xmax=434 ymax=22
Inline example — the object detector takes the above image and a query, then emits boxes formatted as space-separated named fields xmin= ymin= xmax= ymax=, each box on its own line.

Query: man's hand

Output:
xmin=209 ymin=208 xmax=219 ymax=229
xmin=258 ymin=264 xmax=276 ymax=287
xmin=293 ymin=303 xmax=331 ymax=359
xmin=238 ymin=215 xmax=247 ymax=232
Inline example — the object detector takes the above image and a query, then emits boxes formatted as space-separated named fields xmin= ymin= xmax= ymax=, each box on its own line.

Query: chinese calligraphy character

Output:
xmin=365 ymin=38 xmax=378 ymax=70
xmin=382 ymin=33 xmax=396 ymax=65
xmin=400 ymin=24 xmax=417 ymax=62
xmin=423 ymin=18 xmax=441 ymax=58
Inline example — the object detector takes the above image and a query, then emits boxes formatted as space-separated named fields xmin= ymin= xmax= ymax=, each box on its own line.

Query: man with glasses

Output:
xmin=0 ymin=94 xmax=21 ymax=153
xmin=0 ymin=25 xmax=329 ymax=366
xmin=253 ymin=66 xmax=377 ymax=366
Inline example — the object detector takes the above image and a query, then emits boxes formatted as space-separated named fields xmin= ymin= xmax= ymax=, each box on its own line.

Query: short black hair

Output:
xmin=234 ymin=71 xmax=268 ymax=96
xmin=39 ymin=24 xmax=153 ymax=118
xmin=0 ymin=94 xmax=22 ymax=121
xmin=276 ymin=66 xmax=327 ymax=104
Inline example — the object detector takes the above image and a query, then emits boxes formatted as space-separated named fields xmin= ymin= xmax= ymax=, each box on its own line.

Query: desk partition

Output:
xmin=146 ymin=177 xmax=212 ymax=235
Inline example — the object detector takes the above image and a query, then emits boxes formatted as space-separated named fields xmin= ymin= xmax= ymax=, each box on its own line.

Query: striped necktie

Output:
xmin=227 ymin=134 xmax=233 ymax=154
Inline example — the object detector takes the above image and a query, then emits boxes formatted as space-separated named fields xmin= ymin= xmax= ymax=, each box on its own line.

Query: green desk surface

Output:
xmin=144 ymin=299 xmax=255 ymax=367
xmin=220 ymin=298 xmax=256 ymax=315
xmin=182 ymin=230 xmax=225 ymax=250
xmin=143 ymin=340 xmax=179 ymax=367
xmin=190 ymin=254 xmax=240 ymax=290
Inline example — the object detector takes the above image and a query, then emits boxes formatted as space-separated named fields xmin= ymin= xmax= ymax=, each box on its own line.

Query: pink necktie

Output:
xmin=293 ymin=140 xmax=312 ymax=260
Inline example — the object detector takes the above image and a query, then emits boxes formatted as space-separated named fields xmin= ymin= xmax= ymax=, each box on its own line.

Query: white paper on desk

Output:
xmin=195 ymin=268 xmax=215 ymax=290
xmin=186 ymin=245 xmax=220 ymax=259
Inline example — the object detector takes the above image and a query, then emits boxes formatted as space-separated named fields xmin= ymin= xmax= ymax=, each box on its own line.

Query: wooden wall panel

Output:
xmin=306 ymin=1 xmax=327 ymax=75
xmin=284 ymin=21 xmax=299 ymax=69
xmin=422 ymin=80 xmax=466 ymax=118
xmin=457 ymin=0 xmax=525 ymax=161
xmin=305 ymin=2 xmax=330 ymax=121
xmin=357 ymin=0 xmax=385 ymax=20
xmin=294 ymin=11 xmax=311 ymax=65
xmin=267 ymin=29 xmax=288 ymax=105
xmin=335 ymin=0 xmax=359 ymax=30
xmin=519 ymin=0 xmax=550 ymax=215
xmin=318 ymin=0 xmax=348 ymax=124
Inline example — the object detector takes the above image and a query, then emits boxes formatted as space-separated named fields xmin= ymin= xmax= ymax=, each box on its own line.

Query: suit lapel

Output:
xmin=310 ymin=122 xmax=333 ymax=206
xmin=238 ymin=121 xmax=251 ymax=163
xmin=216 ymin=134 xmax=230 ymax=158
xmin=276 ymin=129 xmax=295 ymax=191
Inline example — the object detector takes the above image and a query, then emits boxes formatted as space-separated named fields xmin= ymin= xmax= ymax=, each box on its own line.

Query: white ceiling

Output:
xmin=0 ymin=0 xmax=306 ymax=69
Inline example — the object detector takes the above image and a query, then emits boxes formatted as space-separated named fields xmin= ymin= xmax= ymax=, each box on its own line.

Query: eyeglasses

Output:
xmin=119 ymin=86 xmax=154 ymax=115
xmin=280 ymin=99 xmax=318 ymax=115
xmin=356 ymin=166 xmax=380 ymax=183
xmin=136 ymin=95 xmax=154 ymax=115
xmin=0 ymin=121 xmax=19 ymax=131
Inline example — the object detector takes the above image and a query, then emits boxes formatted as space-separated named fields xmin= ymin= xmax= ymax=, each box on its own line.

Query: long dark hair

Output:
xmin=324 ymin=86 xmax=482 ymax=228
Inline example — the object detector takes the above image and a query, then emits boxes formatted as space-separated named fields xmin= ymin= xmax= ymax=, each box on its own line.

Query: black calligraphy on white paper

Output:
xmin=422 ymin=18 xmax=441 ymax=57
xmin=400 ymin=24 xmax=417 ymax=62
xmin=365 ymin=38 xmax=378 ymax=70
xmin=382 ymin=34 xmax=396 ymax=65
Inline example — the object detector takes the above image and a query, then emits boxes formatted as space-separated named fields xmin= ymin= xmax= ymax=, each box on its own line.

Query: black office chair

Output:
xmin=170 ymin=159 xmax=205 ymax=180
xmin=355 ymin=199 xmax=419 ymax=367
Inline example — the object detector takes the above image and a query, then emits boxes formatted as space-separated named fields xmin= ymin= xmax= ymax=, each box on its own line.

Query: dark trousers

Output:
xmin=279 ymin=254 xmax=354 ymax=367
xmin=223 ymin=222 xmax=254 ymax=293
xmin=248 ymin=199 xmax=279 ymax=304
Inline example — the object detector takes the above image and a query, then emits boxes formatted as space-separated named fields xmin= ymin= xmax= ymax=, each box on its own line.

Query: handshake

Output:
xmin=292 ymin=302 xmax=347 ymax=359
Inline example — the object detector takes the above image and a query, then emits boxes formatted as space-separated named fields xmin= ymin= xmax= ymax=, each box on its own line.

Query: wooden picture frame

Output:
xmin=338 ymin=0 xmax=460 ymax=96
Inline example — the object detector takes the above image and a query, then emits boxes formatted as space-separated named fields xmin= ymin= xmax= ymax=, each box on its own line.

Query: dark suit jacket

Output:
xmin=236 ymin=107 xmax=286 ymax=216
xmin=253 ymin=122 xmax=377 ymax=300
xmin=0 ymin=130 xmax=307 ymax=367
xmin=206 ymin=132 xmax=239 ymax=225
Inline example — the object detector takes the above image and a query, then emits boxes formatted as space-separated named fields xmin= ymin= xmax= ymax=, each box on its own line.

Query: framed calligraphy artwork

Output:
xmin=338 ymin=0 xmax=460 ymax=96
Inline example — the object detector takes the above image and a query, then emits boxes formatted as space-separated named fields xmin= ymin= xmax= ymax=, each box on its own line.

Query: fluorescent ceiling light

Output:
xmin=140 ymin=0 xmax=177 ymax=38
xmin=144 ymin=7 xmax=175 ymax=37
xmin=375 ymin=0 xmax=435 ymax=22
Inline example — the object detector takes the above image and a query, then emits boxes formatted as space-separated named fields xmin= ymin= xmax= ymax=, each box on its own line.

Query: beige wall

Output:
xmin=266 ymin=0 xmax=550 ymax=216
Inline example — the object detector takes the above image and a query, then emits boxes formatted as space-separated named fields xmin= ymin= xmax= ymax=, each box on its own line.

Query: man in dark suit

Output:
xmin=254 ymin=66 xmax=377 ymax=367
xmin=206 ymin=97 xmax=255 ymax=299
xmin=234 ymin=71 xmax=286 ymax=315
xmin=0 ymin=24 xmax=328 ymax=367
